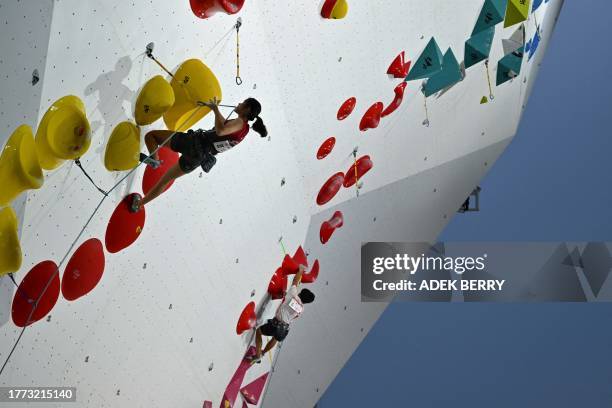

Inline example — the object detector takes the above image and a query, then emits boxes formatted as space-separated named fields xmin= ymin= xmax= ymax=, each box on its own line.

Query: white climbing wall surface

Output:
xmin=0 ymin=0 xmax=564 ymax=407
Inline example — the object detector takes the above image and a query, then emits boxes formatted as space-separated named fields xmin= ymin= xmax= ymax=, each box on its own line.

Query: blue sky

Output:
xmin=320 ymin=1 xmax=612 ymax=406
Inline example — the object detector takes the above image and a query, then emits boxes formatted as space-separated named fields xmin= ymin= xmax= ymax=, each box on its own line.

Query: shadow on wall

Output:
xmin=84 ymin=55 xmax=137 ymax=158
xmin=0 ymin=276 xmax=13 ymax=328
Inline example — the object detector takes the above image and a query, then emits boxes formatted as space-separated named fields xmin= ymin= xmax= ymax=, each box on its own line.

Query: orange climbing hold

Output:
xmin=268 ymin=267 xmax=288 ymax=300
xmin=190 ymin=0 xmax=245 ymax=19
xmin=381 ymin=82 xmax=407 ymax=118
xmin=317 ymin=137 xmax=336 ymax=160
xmin=105 ymin=193 xmax=146 ymax=253
xmin=317 ymin=172 xmax=345 ymax=206
xmin=387 ymin=52 xmax=411 ymax=78
xmin=142 ymin=146 xmax=180 ymax=196
xmin=0 ymin=125 xmax=44 ymax=206
xmin=236 ymin=301 xmax=256 ymax=335
xmin=321 ymin=0 xmax=349 ymax=19
xmin=343 ymin=155 xmax=373 ymax=188
xmin=337 ymin=97 xmax=356 ymax=120
xmin=359 ymin=102 xmax=384 ymax=131
xmin=0 ymin=206 xmax=22 ymax=277
xmin=320 ymin=211 xmax=344 ymax=244
xmin=302 ymin=259 xmax=320 ymax=284
xmin=12 ymin=260 xmax=60 ymax=327
xmin=62 ymin=238 xmax=105 ymax=301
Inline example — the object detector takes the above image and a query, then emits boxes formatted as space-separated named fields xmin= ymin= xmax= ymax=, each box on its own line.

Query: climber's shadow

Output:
xmin=0 ymin=276 xmax=14 ymax=328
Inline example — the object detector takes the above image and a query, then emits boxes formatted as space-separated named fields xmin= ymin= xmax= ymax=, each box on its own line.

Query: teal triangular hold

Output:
xmin=422 ymin=48 xmax=462 ymax=97
xmin=532 ymin=0 xmax=544 ymax=12
xmin=496 ymin=46 xmax=524 ymax=86
xmin=472 ymin=0 xmax=508 ymax=35
xmin=405 ymin=37 xmax=444 ymax=82
xmin=464 ymin=26 xmax=495 ymax=69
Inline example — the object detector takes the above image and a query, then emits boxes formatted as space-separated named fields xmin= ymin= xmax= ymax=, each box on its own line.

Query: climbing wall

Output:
xmin=0 ymin=0 xmax=563 ymax=407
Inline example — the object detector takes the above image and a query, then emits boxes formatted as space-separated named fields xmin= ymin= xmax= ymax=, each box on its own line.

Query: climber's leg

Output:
xmin=130 ymin=162 xmax=186 ymax=212
xmin=143 ymin=130 xmax=174 ymax=161
xmin=261 ymin=338 xmax=278 ymax=356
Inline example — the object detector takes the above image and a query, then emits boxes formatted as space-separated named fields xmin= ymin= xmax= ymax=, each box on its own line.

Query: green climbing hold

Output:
xmin=422 ymin=48 xmax=462 ymax=97
xmin=472 ymin=0 xmax=508 ymax=35
xmin=497 ymin=46 xmax=524 ymax=86
xmin=480 ymin=96 xmax=489 ymax=104
xmin=405 ymin=37 xmax=444 ymax=82
xmin=465 ymin=26 xmax=495 ymax=69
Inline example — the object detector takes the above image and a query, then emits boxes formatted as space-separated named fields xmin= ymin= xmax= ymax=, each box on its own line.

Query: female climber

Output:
xmin=130 ymin=97 xmax=267 ymax=212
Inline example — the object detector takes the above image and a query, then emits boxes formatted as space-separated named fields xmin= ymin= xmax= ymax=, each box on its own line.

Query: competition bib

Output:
xmin=288 ymin=298 xmax=303 ymax=315
xmin=213 ymin=140 xmax=232 ymax=153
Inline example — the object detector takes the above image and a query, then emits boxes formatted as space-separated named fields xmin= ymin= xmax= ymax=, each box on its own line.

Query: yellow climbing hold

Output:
xmin=135 ymin=75 xmax=175 ymax=126
xmin=331 ymin=0 xmax=348 ymax=19
xmin=104 ymin=121 xmax=141 ymax=171
xmin=35 ymin=95 xmax=91 ymax=170
xmin=163 ymin=59 xmax=222 ymax=132
xmin=0 ymin=206 xmax=22 ymax=277
xmin=480 ymin=96 xmax=489 ymax=104
xmin=0 ymin=125 xmax=44 ymax=206
xmin=504 ymin=0 xmax=531 ymax=28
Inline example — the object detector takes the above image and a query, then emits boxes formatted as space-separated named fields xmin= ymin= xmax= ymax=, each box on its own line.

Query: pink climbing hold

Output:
xmin=337 ymin=97 xmax=356 ymax=120
xmin=62 ymin=238 xmax=105 ymax=301
xmin=142 ymin=146 xmax=179 ymax=196
xmin=387 ymin=51 xmax=412 ymax=78
xmin=11 ymin=260 xmax=61 ymax=327
xmin=220 ymin=346 xmax=257 ymax=408
xmin=317 ymin=137 xmax=336 ymax=160
xmin=343 ymin=155 xmax=374 ymax=188
xmin=190 ymin=0 xmax=245 ymax=19
xmin=359 ymin=102 xmax=384 ymax=131
xmin=381 ymin=82 xmax=407 ymax=118
xmin=302 ymin=259 xmax=320 ymax=284
xmin=268 ymin=267 xmax=288 ymax=300
xmin=203 ymin=401 xmax=212 ymax=408
xmin=316 ymin=172 xmax=345 ymax=206
xmin=240 ymin=372 xmax=269 ymax=405
xmin=320 ymin=211 xmax=344 ymax=244
xmin=236 ymin=301 xmax=256 ymax=335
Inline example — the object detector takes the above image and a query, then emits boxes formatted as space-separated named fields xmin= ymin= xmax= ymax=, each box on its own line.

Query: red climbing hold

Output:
xmin=337 ymin=97 xmax=356 ymax=121
xmin=320 ymin=211 xmax=344 ymax=244
xmin=343 ymin=155 xmax=374 ymax=188
xmin=62 ymin=238 xmax=105 ymax=301
xmin=293 ymin=246 xmax=308 ymax=268
xmin=268 ymin=267 xmax=288 ymax=300
xmin=221 ymin=346 xmax=257 ymax=408
xmin=105 ymin=193 xmax=146 ymax=254
xmin=317 ymin=137 xmax=336 ymax=160
xmin=236 ymin=301 xmax=256 ymax=335
xmin=11 ymin=260 xmax=60 ymax=327
xmin=381 ymin=82 xmax=408 ymax=118
xmin=317 ymin=172 xmax=345 ymax=206
xmin=387 ymin=51 xmax=412 ymax=78
xmin=203 ymin=401 xmax=212 ymax=408
xmin=359 ymin=102 xmax=384 ymax=131
xmin=190 ymin=0 xmax=245 ymax=19
xmin=240 ymin=372 xmax=269 ymax=405
xmin=142 ymin=146 xmax=179 ymax=196
xmin=302 ymin=259 xmax=320 ymax=284
xmin=281 ymin=254 xmax=300 ymax=276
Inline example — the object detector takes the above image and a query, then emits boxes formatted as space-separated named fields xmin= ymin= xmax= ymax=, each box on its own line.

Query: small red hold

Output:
xmin=12 ymin=260 xmax=60 ymax=327
xmin=236 ymin=301 xmax=256 ymax=335
xmin=302 ymin=259 xmax=320 ymax=284
xmin=105 ymin=193 xmax=146 ymax=253
xmin=359 ymin=102 xmax=384 ymax=131
xmin=317 ymin=172 xmax=345 ymax=206
xmin=320 ymin=211 xmax=344 ymax=244
xmin=190 ymin=0 xmax=245 ymax=19
xmin=337 ymin=97 xmax=356 ymax=120
xmin=381 ymin=82 xmax=408 ymax=118
xmin=387 ymin=51 xmax=412 ymax=78
xmin=142 ymin=146 xmax=179 ymax=196
xmin=203 ymin=401 xmax=212 ymax=408
xmin=317 ymin=137 xmax=336 ymax=160
xmin=268 ymin=267 xmax=288 ymax=300
xmin=240 ymin=372 xmax=269 ymax=405
xmin=62 ymin=238 xmax=105 ymax=301
xmin=343 ymin=155 xmax=374 ymax=188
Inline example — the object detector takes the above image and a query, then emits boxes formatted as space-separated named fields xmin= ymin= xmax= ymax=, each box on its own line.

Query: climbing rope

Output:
xmin=0 ymin=107 xmax=205 ymax=378
xmin=235 ymin=17 xmax=242 ymax=85
xmin=352 ymin=149 xmax=360 ymax=197
xmin=485 ymin=60 xmax=494 ymax=100
xmin=278 ymin=236 xmax=287 ymax=256
xmin=75 ymin=159 xmax=108 ymax=196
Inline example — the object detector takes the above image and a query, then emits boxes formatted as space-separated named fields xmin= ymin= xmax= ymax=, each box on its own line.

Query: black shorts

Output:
xmin=259 ymin=318 xmax=290 ymax=342
xmin=170 ymin=130 xmax=216 ymax=174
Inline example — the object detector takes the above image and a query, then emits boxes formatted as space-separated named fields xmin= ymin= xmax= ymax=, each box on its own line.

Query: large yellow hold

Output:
xmin=163 ymin=59 xmax=222 ymax=132
xmin=134 ymin=75 xmax=175 ymax=126
xmin=35 ymin=95 xmax=91 ymax=170
xmin=0 ymin=206 xmax=22 ymax=276
xmin=0 ymin=125 xmax=44 ymax=206
xmin=104 ymin=121 xmax=141 ymax=171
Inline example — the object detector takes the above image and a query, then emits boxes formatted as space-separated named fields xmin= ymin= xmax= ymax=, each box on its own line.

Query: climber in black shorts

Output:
xmin=130 ymin=97 xmax=267 ymax=212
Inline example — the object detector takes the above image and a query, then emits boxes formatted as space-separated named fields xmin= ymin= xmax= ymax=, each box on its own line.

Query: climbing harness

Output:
xmin=485 ymin=60 xmax=494 ymax=101
xmin=235 ymin=17 xmax=242 ymax=85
